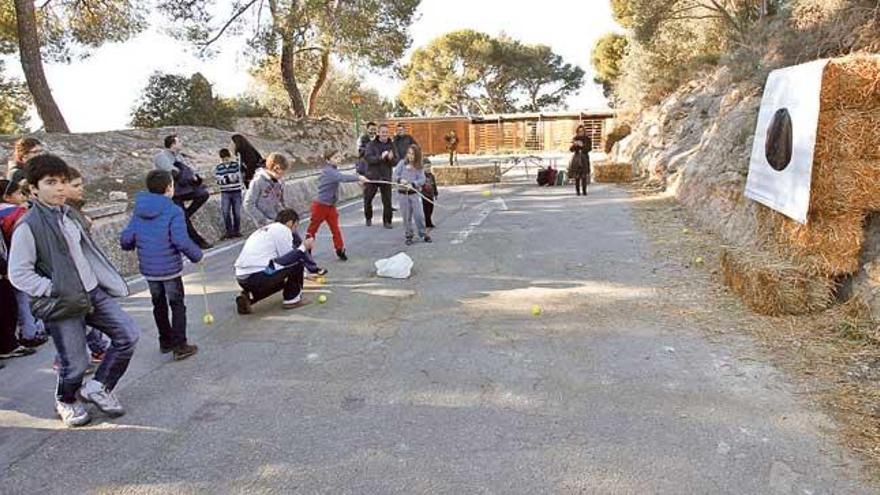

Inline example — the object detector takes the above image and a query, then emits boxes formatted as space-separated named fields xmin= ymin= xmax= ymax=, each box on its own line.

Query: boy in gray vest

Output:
xmin=9 ymin=155 xmax=141 ymax=427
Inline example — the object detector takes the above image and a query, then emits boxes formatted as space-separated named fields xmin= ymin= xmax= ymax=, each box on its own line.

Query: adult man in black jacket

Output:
xmin=363 ymin=124 xmax=397 ymax=228
xmin=392 ymin=122 xmax=417 ymax=162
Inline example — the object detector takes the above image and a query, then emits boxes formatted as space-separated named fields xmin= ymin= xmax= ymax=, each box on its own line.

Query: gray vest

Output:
xmin=22 ymin=201 xmax=128 ymax=321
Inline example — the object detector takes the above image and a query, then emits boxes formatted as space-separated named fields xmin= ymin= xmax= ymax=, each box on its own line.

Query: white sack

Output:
xmin=375 ymin=252 xmax=414 ymax=279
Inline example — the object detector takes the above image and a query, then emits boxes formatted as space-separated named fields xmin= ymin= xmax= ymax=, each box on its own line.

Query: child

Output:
xmin=121 ymin=170 xmax=202 ymax=361
xmin=393 ymin=144 xmax=432 ymax=246
xmin=234 ymin=209 xmax=316 ymax=314
xmin=0 ymin=182 xmax=35 ymax=361
xmin=422 ymin=164 xmax=439 ymax=230
xmin=306 ymin=149 xmax=367 ymax=261
xmin=245 ymin=152 xmax=288 ymax=227
xmin=63 ymin=168 xmax=110 ymax=368
xmin=214 ymin=148 xmax=243 ymax=239
xmin=9 ymin=154 xmax=140 ymax=427
xmin=0 ymin=179 xmax=47 ymax=348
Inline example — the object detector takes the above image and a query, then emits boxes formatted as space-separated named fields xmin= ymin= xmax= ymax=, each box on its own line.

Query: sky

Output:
xmin=7 ymin=0 xmax=620 ymax=133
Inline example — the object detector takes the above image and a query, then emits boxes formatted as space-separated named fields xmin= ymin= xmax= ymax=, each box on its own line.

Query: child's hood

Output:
xmin=253 ymin=168 xmax=274 ymax=182
xmin=133 ymin=191 xmax=173 ymax=220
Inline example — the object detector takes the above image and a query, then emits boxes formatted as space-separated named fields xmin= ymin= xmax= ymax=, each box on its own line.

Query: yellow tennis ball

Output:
xmin=682 ymin=228 xmax=690 ymax=234
xmin=482 ymin=190 xmax=492 ymax=197
xmin=318 ymin=294 xmax=328 ymax=304
xmin=203 ymin=313 xmax=215 ymax=325
xmin=694 ymin=256 xmax=704 ymax=265
xmin=531 ymin=305 xmax=542 ymax=316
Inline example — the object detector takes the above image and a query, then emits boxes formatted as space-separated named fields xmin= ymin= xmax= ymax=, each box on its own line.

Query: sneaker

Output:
xmin=78 ymin=380 xmax=125 ymax=417
xmin=336 ymin=249 xmax=348 ymax=261
xmin=316 ymin=267 xmax=328 ymax=276
xmin=197 ymin=239 xmax=214 ymax=250
xmin=0 ymin=345 xmax=37 ymax=359
xmin=55 ymin=400 xmax=91 ymax=427
xmin=90 ymin=350 xmax=106 ymax=364
xmin=19 ymin=334 xmax=49 ymax=348
xmin=405 ymin=238 xmax=414 ymax=246
xmin=424 ymin=236 xmax=433 ymax=243
xmin=283 ymin=298 xmax=311 ymax=310
xmin=365 ymin=219 xmax=372 ymax=227
xmin=173 ymin=344 xmax=198 ymax=361
xmin=236 ymin=292 xmax=252 ymax=315
xmin=159 ymin=345 xmax=174 ymax=354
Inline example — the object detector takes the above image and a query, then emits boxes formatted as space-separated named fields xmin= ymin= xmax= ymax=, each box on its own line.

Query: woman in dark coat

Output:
xmin=568 ymin=125 xmax=592 ymax=196
xmin=231 ymin=134 xmax=264 ymax=188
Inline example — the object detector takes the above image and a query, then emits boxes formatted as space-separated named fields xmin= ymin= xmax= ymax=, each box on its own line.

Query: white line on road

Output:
xmin=451 ymin=197 xmax=509 ymax=245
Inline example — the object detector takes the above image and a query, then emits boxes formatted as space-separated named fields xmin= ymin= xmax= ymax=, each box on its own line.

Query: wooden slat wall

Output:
xmin=380 ymin=119 xmax=470 ymax=155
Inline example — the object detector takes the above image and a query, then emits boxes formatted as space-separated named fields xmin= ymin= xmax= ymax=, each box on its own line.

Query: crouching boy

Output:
xmin=234 ymin=209 xmax=315 ymax=314
xmin=121 ymin=170 xmax=202 ymax=361
xmin=9 ymin=155 xmax=140 ymax=427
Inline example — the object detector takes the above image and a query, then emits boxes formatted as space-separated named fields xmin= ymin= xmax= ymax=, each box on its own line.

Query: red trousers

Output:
xmin=307 ymin=201 xmax=344 ymax=251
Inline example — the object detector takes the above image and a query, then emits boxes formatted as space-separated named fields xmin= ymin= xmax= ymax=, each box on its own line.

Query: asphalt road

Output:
xmin=0 ymin=170 xmax=873 ymax=494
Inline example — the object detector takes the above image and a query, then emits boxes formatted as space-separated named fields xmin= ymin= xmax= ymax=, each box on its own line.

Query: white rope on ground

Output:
xmin=363 ymin=180 xmax=445 ymax=208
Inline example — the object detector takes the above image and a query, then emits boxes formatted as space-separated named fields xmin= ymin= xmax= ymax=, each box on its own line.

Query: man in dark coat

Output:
xmin=356 ymin=122 xmax=378 ymax=175
xmin=152 ymin=134 xmax=213 ymax=248
xmin=392 ymin=123 xmax=417 ymax=162
xmin=363 ymin=124 xmax=397 ymax=228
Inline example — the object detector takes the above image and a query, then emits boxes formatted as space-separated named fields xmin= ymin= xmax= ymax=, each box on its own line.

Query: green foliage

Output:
xmin=0 ymin=62 xmax=30 ymax=134
xmin=591 ymin=34 xmax=628 ymax=87
xmin=249 ymin=58 xmax=388 ymax=122
xmin=130 ymin=72 xmax=233 ymax=129
xmin=399 ymin=30 xmax=584 ymax=115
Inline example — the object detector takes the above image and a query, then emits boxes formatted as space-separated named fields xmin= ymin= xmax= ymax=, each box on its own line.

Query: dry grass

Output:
xmin=593 ymin=163 xmax=634 ymax=183
xmin=820 ymin=55 xmax=880 ymax=111
xmin=627 ymin=187 xmax=880 ymax=482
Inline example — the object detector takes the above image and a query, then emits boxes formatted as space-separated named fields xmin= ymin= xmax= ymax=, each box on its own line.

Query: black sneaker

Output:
xmin=316 ymin=267 xmax=329 ymax=276
xmin=19 ymin=334 xmax=49 ymax=348
xmin=336 ymin=249 xmax=348 ymax=261
xmin=405 ymin=238 xmax=414 ymax=246
xmin=424 ymin=236 xmax=433 ymax=243
xmin=173 ymin=344 xmax=198 ymax=361
xmin=365 ymin=219 xmax=372 ymax=227
xmin=159 ymin=345 xmax=174 ymax=354
xmin=197 ymin=239 xmax=214 ymax=249
xmin=0 ymin=346 xmax=37 ymax=359
xmin=236 ymin=292 xmax=252 ymax=315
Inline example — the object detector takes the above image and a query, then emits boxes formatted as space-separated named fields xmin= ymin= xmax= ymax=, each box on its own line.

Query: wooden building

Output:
xmin=381 ymin=110 xmax=615 ymax=156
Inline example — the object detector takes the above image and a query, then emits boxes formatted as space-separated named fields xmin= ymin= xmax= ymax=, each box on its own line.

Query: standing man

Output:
xmin=445 ymin=130 xmax=459 ymax=166
xmin=153 ymin=135 xmax=213 ymax=249
xmin=363 ymin=124 xmax=397 ymax=228
xmin=356 ymin=122 xmax=378 ymax=175
xmin=392 ymin=123 xmax=417 ymax=163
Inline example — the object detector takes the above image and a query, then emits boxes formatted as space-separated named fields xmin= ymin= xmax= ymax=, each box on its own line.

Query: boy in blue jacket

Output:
xmin=121 ymin=170 xmax=203 ymax=360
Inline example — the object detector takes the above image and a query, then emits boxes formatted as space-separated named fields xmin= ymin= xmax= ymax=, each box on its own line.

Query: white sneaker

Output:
xmin=55 ymin=400 xmax=91 ymax=427
xmin=78 ymin=380 xmax=125 ymax=417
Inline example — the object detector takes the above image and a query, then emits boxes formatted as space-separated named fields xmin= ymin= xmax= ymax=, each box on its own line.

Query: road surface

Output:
xmin=0 ymin=170 xmax=872 ymax=493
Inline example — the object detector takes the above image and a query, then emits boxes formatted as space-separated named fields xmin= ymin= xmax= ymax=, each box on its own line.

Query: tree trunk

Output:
xmin=307 ymin=49 xmax=330 ymax=117
xmin=281 ymin=39 xmax=308 ymax=118
xmin=13 ymin=0 xmax=70 ymax=133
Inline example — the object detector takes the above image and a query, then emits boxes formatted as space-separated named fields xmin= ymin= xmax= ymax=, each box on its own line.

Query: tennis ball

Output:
xmin=482 ymin=190 xmax=492 ymax=197
xmin=682 ymin=228 xmax=690 ymax=234
xmin=203 ymin=313 xmax=215 ymax=325
xmin=694 ymin=256 xmax=704 ymax=265
xmin=531 ymin=305 xmax=542 ymax=316
xmin=318 ymin=294 xmax=328 ymax=304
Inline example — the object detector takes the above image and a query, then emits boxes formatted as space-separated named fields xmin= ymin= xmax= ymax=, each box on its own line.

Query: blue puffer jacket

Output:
xmin=120 ymin=192 xmax=203 ymax=279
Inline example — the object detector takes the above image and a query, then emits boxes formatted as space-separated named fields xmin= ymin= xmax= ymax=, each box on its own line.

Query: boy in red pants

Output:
xmin=307 ymin=150 xmax=367 ymax=261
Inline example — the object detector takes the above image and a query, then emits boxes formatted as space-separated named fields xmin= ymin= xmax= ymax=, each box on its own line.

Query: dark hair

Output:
xmin=13 ymin=137 xmax=42 ymax=164
xmin=163 ymin=134 xmax=178 ymax=149
xmin=231 ymin=134 xmax=263 ymax=166
xmin=1 ymin=179 xmax=20 ymax=198
xmin=146 ymin=170 xmax=173 ymax=194
xmin=219 ymin=148 xmax=232 ymax=159
xmin=67 ymin=166 xmax=82 ymax=180
xmin=407 ymin=144 xmax=423 ymax=170
xmin=366 ymin=121 xmax=377 ymax=128
xmin=323 ymin=149 xmax=340 ymax=161
xmin=275 ymin=208 xmax=299 ymax=225
xmin=25 ymin=154 xmax=69 ymax=187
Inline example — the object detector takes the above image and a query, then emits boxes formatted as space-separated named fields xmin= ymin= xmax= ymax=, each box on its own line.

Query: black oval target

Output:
xmin=765 ymin=108 xmax=793 ymax=171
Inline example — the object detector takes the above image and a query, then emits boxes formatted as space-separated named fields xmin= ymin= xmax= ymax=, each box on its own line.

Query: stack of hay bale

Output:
xmin=432 ymin=165 xmax=499 ymax=186
xmin=722 ymin=55 xmax=880 ymax=315
xmin=593 ymin=163 xmax=634 ymax=183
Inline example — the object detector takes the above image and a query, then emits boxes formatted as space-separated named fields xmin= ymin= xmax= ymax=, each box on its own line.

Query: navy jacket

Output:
xmin=364 ymin=139 xmax=397 ymax=180
xmin=120 ymin=192 xmax=203 ymax=280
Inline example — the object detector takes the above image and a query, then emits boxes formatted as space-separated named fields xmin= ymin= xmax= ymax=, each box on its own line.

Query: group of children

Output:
xmin=0 ymin=130 xmax=441 ymax=427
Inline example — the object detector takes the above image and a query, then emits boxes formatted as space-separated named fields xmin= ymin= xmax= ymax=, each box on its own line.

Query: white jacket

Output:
xmin=234 ymin=223 xmax=303 ymax=277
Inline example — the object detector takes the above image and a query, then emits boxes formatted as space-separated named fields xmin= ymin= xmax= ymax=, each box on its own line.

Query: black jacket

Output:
xmin=393 ymin=134 xmax=417 ymax=161
xmin=364 ymin=139 xmax=397 ymax=181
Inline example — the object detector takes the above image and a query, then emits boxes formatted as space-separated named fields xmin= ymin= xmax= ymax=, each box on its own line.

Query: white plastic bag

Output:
xmin=375 ymin=252 xmax=414 ymax=279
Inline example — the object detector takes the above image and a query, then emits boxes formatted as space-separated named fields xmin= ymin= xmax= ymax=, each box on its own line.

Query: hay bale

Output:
xmin=593 ymin=163 xmax=633 ymax=183
xmin=820 ymin=55 xmax=880 ymax=111
xmin=814 ymin=110 xmax=880 ymax=162
xmin=466 ymin=165 xmax=500 ymax=184
xmin=433 ymin=166 xmax=468 ymax=186
xmin=810 ymin=159 xmax=880 ymax=214
xmin=720 ymin=246 xmax=834 ymax=316
xmin=758 ymin=207 xmax=864 ymax=276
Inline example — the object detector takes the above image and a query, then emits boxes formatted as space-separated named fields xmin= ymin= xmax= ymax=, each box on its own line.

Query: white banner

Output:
xmin=745 ymin=59 xmax=829 ymax=224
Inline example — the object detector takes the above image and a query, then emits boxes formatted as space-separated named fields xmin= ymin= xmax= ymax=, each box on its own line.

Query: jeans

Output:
xmin=363 ymin=183 xmax=393 ymax=225
xmin=0 ymin=278 xmax=19 ymax=354
xmin=399 ymin=193 xmax=426 ymax=239
xmin=13 ymin=288 xmax=40 ymax=340
xmin=307 ymin=202 xmax=344 ymax=251
xmin=238 ymin=263 xmax=304 ymax=304
xmin=221 ymin=191 xmax=242 ymax=236
xmin=147 ymin=277 xmax=188 ymax=350
xmin=173 ymin=190 xmax=210 ymax=244
xmin=46 ymin=288 xmax=140 ymax=403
